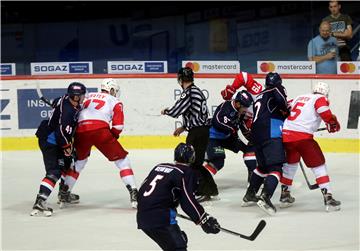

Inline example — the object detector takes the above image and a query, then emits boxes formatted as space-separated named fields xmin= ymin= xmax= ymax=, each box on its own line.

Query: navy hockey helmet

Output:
xmin=174 ymin=143 xmax=195 ymax=164
xmin=67 ymin=82 xmax=86 ymax=99
xmin=234 ymin=90 xmax=253 ymax=108
xmin=177 ymin=67 xmax=194 ymax=83
xmin=265 ymin=72 xmax=282 ymax=88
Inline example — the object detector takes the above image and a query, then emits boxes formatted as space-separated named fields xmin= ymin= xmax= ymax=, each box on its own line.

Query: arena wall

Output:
xmin=0 ymin=74 xmax=358 ymax=152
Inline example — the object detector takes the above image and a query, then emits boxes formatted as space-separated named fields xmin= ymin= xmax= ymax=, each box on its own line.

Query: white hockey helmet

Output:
xmin=312 ymin=81 xmax=329 ymax=97
xmin=101 ymin=78 xmax=120 ymax=97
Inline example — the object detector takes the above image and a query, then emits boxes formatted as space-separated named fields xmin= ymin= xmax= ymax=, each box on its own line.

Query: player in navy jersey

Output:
xmin=137 ymin=143 xmax=220 ymax=251
xmin=30 ymin=82 xmax=86 ymax=217
xmin=242 ymin=72 xmax=289 ymax=215
xmin=203 ymin=90 xmax=255 ymax=193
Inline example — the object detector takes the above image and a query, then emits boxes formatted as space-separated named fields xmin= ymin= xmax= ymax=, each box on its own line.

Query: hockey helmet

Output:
xmin=67 ymin=82 xmax=86 ymax=99
xmin=265 ymin=72 xmax=282 ymax=88
xmin=177 ymin=67 xmax=194 ymax=83
xmin=174 ymin=143 xmax=195 ymax=164
xmin=101 ymin=78 xmax=120 ymax=97
xmin=312 ymin=81 xmax=330 ymax=97
xmin=234 ymin=90 xmax=253 ymax=108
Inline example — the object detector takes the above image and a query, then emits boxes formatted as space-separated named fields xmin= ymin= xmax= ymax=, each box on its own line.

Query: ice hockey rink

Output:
xmin=1 ymin=149 xmax=359 ymax=250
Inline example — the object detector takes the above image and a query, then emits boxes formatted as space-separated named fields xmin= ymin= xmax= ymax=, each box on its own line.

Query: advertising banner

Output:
xmin=0 ymin=63 xmax=16 ymax=76
xmin=257 ymin=61 xmax=316 ymax=74
xmin=30 ymin=62 xmax=93 ymax=75
xmin=337 ymin=62 xmax=360 ymax=75
xmin=107 ymin=61 xmax=168 ymax=74
xmin=17 ymin=87 xmax=97 ymax=129
xmin=182 ymin=61 xmax=240 ymax=73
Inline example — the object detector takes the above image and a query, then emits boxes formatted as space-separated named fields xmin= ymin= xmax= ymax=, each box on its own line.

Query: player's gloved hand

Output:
xmin=221 ymin=85 xmax=236 ymax=100
xmin=110 ymin=127 xmax=121 ymax=139
xmin=63 ymin=144 xmax=73 ymax=157
xmin=200 ymin=213 xmax=220 ymax=234
xmin=326 ymin=114 xmax=340 ymax=133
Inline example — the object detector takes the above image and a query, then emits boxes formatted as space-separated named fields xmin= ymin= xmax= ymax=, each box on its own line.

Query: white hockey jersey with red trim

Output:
xmin=283 ymin=93 xmax=330 ymax=141
xmin=77 ymin=92 xmax=124 ymax=133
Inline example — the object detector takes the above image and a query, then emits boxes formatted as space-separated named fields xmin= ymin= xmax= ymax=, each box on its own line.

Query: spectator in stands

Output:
xmin=323 ymin=0 xmax=353 ymax=61
xmin=308 ymin=21 xmax=338 ymax=74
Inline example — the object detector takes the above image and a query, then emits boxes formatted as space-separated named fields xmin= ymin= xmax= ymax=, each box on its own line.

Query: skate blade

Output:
xmin=325 ymin=205 xmax=341 ymax=212
xmin=30 ymin=209 xmax=52 ymax=217
xmin=257 ymin=200 xmax=276 ymax=216
xmin=241 ymin=201 xmax=256 ymax=207
xmin=279 ymin=202 xmax=294 ymax=208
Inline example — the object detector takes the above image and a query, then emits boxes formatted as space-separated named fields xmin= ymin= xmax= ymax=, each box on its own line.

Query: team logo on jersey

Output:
xmin=180 ymin=93 xmax=187 ymax=99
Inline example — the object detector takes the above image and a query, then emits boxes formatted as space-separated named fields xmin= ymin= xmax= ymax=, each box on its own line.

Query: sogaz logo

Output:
xmin=110 ymin=64 xmax=144 ymax=71
xmin=34 ymin=64 xmax=68 ymax=72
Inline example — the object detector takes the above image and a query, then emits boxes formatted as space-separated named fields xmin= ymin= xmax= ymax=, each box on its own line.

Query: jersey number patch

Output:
xmin=143 ymin=174 xmax=164 ymax=197
xmin=288 ymin=102 xmax=305 ymax=121
xmin=84 ymin=99 xmax=106 ymax=110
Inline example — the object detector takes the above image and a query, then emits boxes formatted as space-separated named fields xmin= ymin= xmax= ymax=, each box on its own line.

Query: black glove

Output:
xmin=200 ymin=213 xmax=220 ymax=234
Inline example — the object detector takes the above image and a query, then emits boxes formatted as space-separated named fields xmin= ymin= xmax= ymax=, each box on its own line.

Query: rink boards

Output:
xmin=0 ymin=74 xmax=359 ymax=152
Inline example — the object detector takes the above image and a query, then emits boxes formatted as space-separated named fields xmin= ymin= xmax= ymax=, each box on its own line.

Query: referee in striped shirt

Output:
xmin=161 ymin=67 xmax=218 ymax=200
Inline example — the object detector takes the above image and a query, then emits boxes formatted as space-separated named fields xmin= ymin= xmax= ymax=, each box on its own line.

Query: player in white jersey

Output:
xmin=61 ymin=78 xmax=138 ymax=208
xmin=280 ymin=82 xmax=341 ymax=212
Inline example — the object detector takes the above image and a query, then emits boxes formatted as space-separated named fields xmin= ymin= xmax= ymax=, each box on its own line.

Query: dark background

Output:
xmin=2 ymin=1 xmax=360 ymax=74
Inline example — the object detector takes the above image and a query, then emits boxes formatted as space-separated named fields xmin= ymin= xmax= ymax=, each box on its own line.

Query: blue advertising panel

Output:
xmin=0 ymin=63 xmax=16 ymax=75
xmin=17 ymin=88 xmax=97 ymax=129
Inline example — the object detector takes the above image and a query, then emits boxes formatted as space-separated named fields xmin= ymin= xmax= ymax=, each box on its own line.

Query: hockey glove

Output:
xmin=221 ymin=85 xmax=236 ymax=100
xmin=200 ymin=213 xmax=220 ymax=234
xmin=110 ymin=127 xmax=121 ymax=139
xmin=326 ymin=114 xmax=340 ymax=133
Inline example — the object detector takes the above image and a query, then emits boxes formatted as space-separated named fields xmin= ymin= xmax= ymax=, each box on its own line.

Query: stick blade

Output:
xmin=248 ymin=220 xmax=266 ymax=241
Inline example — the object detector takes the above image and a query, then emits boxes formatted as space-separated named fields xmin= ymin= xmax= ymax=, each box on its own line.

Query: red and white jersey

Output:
xmin=77 ymin=92 xmax=124 ymax=133
xmin=231 ymin=72 xmax=263 ymax=95
xmin=283 ymin=93 xmax=333 ymax=142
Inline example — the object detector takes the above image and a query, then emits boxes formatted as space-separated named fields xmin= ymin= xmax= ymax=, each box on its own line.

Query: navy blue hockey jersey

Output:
xmin=137 ymin=162 xmax=206 ymax=229
xmin=36 ymin=95 xmax=81 ymax=148
xmin=210 ymin=101 xmax=240 ymax=139
xmin=251 ymin=86 xmax=288 ymax=145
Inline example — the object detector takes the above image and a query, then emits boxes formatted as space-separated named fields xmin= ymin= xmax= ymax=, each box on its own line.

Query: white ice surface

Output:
xmin=1 ymin=149 xmax=359 ymax=250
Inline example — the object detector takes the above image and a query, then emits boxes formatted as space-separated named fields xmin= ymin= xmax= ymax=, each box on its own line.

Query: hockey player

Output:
xmin=137 ymin=143 xmax=220 ymax=251
xmin=62 ymin=78 xmax=138 ymax=208
xmin=280 ymin=81 xmax=341 ymax=212
xmin=203 ymin=90 xmax=255 ymax=191
xmin=242 ymin=72 xmax=289 ymax=215
xmin=220 ymin=71 xmax=261 ymax=185
xmin=30 ymin=82 xmax=86 ymax=216
xmin=161 ymin=67 xmax=218 ymax=201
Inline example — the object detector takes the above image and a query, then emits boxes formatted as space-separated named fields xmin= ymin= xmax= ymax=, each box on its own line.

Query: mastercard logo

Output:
xmin=340 ymin=63 xmax=356 ymax=73
xmin=185 ymin=62 xmax=200 ymax=72
xmin=260 ymin=62 xmax=275 ymax=72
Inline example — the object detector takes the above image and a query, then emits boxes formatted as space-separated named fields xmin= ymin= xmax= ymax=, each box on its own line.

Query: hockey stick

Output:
xmin=299 ymin=160 xmax=319 ymax=190
xmin=298 ymin=127 xmax=326 ymax=190
xmin=36 ymin=82 xmax=55 ymax=108
xmin=177 ymin=213 xmax=266 ymax=241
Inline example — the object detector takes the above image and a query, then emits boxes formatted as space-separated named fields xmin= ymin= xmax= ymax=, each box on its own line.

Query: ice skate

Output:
xmin=30 ymin=195 xmax=53 ymax=217
xmin=321 ymin=188 xmax=341 ymax=212
xmin=279 ymin=185 xmax=295 ymax=208
xmin=241 ymin=189 xmax=258 ymax=207
xmin=257 ymin=193 xmax=276 ymax=216
xmin=126 ymin=185 xmax=138 ymax=209
xmin=57 ymin=183 xmax=80 ymax=208
xmin=196 ymin=195 xmax=220 ymax=203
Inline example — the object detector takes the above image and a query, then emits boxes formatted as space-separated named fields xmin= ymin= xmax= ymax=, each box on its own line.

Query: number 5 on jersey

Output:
xmin=143 ymin=175 xmax=164 ymax=197
xmin=288 ymin=102 xmax=305 ymax=121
